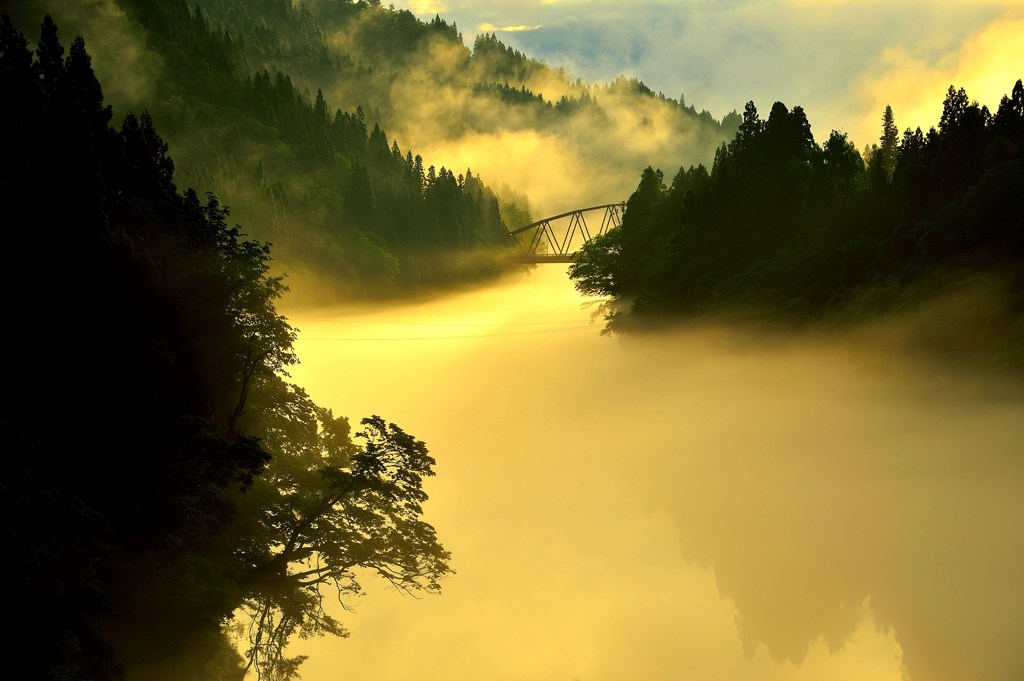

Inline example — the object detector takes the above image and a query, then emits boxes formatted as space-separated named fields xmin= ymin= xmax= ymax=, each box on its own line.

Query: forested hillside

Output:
xmin=0 ymin=15 xmax=448 ymax=680
xmin=571 ymin=82 xmax=1024 ymax=364
xmin=8 ymin=0 xmax=739 ymax=301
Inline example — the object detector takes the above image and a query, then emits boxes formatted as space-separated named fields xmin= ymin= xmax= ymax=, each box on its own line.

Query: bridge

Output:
xmin=506 ymin=202 xmax=625 ymax=263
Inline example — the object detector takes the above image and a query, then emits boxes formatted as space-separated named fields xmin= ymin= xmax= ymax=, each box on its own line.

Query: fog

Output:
xmin=282 ymin=266 xmax=1024 ymax=681
xmin=8 ymin=0 xmax=160 ymax=112
xmin=392 ymin=0 xmax=1024 ymax=150
xmin=306 ymin=12 xmax=733 ymax=217
xmin=378 ymin=58 xmax=721 ymax=215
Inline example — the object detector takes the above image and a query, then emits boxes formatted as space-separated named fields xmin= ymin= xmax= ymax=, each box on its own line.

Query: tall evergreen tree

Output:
xmin=880 ymin=104 xmax=899 ymax=180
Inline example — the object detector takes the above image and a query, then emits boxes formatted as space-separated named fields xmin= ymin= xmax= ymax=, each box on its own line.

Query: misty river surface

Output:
xmin=283 ymin=266 xmax=1024 ymax=681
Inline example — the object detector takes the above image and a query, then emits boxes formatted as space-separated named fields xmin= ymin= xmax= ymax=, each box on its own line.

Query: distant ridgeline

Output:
xmin=1 ymin=14 xmax=451 ymax=681
xmin=571 ymin=84 xmax=1024 ymax=339
xmin=8 ymin=0 xmax=738 ymax=299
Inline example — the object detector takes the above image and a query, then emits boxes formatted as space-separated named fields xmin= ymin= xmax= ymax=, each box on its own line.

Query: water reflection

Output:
xmin=284 ymin=266 xmax=1024 ymax=681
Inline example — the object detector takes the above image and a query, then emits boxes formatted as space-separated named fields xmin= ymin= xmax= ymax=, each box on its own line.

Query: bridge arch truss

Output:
xmin=507 ymin=202 xmax=625 ymax=263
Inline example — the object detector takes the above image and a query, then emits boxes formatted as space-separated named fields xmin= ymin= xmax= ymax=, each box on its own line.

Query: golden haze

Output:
xmin=282 ymin=267 xmax=1024 ymax=681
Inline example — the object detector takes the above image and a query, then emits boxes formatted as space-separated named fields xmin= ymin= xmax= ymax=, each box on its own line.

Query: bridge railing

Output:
xmin=507 ymin=202 xmax=625 ymax=260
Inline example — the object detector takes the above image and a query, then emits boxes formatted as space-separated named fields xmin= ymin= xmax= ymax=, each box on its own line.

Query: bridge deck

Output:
xmin=504 ymin=254 xmax=577 ymax=264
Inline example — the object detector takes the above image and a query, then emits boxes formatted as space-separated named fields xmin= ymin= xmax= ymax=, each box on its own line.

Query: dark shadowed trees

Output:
xmin=571 ymin=82 xmax=1024 ymax=330
xmin=0 ymin=15 xmax=451 ymax=681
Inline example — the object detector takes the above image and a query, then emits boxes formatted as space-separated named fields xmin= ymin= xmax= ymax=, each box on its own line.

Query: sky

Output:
xmin=395 ymin=0 xmax=1024 ymax=149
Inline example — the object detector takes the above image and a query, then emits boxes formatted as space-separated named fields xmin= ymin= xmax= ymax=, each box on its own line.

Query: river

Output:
xmin=283 ymin=265 xmax=1024 ymax=681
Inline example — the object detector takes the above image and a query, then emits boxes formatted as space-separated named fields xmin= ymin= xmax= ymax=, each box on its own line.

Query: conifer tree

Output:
xmin=880 ymin=105 xmax=899 ymax=180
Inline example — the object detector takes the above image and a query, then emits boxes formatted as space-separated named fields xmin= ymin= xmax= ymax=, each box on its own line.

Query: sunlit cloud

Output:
xmin=390 ymin=0 xmax=1024 ymax=150
xmin=855 ymin=15 xmax=1024 ymax=143
xmin=407 ymin=0 xmax=449 ymax=14
xmin=478 ymin=22 xmax=543 ymax=32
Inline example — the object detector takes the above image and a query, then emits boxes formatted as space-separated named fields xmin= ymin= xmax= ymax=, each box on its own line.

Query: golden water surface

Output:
xmin=284 ymin=266 xmax=1024 ymax=681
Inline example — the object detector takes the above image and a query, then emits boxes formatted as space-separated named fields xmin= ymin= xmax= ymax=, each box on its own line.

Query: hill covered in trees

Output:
xmin=570 ymin=81 xmax=1024 ymax=365
xmin=0 ymin=14 xmax=449 ymax=680
xmin=8 ymin=0 xmax=739 ymax=302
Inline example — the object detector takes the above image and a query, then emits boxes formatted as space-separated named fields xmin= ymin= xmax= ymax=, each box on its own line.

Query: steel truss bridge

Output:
xmin=506 ymin=202 xmax=625 ymax=263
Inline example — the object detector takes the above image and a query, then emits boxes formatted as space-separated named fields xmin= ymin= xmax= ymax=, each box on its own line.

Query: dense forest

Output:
xmin=571 ymin=81 xmax=1024 ymax=365
xmin=6 ymin=0 xmax=739 ymax=301
xmin=0 ymin=14 xmax=451 ymax=680
xmin=6 ymin=0 xmax=519 ymax=298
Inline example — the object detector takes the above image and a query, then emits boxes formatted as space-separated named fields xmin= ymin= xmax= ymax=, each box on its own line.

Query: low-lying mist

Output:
xmin=307 ymin=17 xmax=736 ymax=216
xmin=283 ymin=266 xmax=1024 ymax=681
xmin=379 ymin=67 xmax=729 ymax=216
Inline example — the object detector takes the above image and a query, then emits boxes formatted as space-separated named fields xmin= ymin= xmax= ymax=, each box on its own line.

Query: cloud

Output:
xmin=855 ymin=14 xmax=1024 ymax=143
xmin=478 ymin=23 xmax=544 ymax=32
xmin=407 ymin=0 xmax=450 ymax=15
xmin=310 ymin=23 xmax=730 ymax=220
xmin=390 ymin=0 xmax=1024 ymax=148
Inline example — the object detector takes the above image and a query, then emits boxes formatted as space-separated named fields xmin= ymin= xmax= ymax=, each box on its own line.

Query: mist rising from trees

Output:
xmin=7 ymin=0 xmax=738 ymax=304
xmin=571 ymin=79 xmax=1024 ymax=368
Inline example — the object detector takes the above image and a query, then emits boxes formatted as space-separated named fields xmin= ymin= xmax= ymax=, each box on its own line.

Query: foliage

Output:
xmin=0 ymin=15 xmax=449 ymax=680
xmin=237 ymin=403 xmax=452 ymax=678
xmin=571 ymin=81 xmax=1024 ymax=335
xmin=9 ymin=0 xmax=738 ymax=299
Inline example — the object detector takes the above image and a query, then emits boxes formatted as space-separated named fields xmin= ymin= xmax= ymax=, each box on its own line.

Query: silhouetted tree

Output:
xmin=880 ymin=105 xmax=899 ymax=179
xmin=0 ymin=16 xmax=452 ymax=680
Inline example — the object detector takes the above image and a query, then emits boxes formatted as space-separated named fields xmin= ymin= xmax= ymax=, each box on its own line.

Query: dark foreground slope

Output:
xmin=0 ymin=16 xmax=449 ymax=680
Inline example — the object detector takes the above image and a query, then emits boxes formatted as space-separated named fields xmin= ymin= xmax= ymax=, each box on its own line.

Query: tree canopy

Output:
xmin=571 ymin=82 xmax=1024 ymax=350
xmin=0 ymin=15 xmax=450 ymax=680
xmin=8 ymin=0 xmax=740 ymax=300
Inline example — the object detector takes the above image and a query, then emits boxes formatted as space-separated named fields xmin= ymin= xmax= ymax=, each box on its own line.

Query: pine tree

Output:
xmin=880 ymin=105 xmax=899 ymax=180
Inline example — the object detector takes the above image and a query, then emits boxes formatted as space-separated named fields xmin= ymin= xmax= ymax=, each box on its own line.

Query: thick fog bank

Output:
xmin=283 ymin=266 xmax=1024 ymax=681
